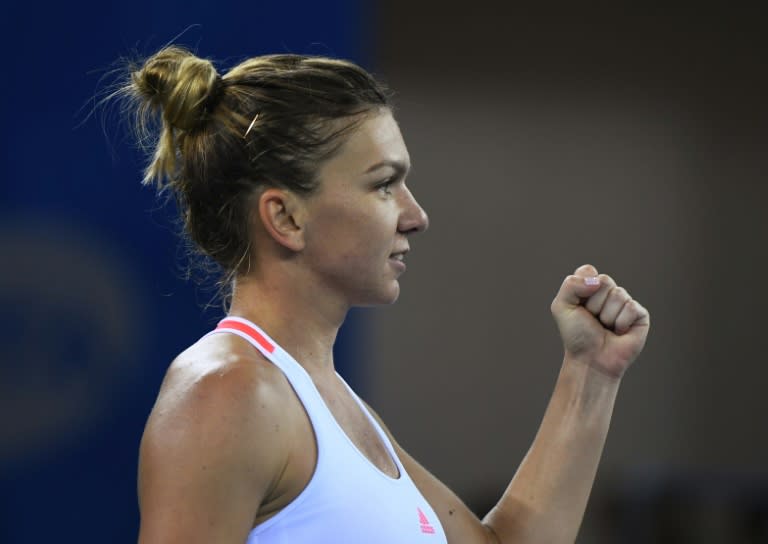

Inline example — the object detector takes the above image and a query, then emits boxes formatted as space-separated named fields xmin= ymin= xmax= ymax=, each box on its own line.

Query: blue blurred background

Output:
xmin=3 ymin=3 xmax=767 ymax=543
xmin=1 ymin=2 xmax=370 ymax=542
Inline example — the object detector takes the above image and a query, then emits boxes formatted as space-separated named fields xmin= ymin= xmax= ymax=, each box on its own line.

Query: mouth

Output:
xmin=389 ymin=248 xmax=409 ymax=261
xmin=388 ymin=249 xmax=409 ymax=270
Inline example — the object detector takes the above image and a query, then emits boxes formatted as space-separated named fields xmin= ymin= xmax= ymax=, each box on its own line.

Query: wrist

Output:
xmin=563 ymin=350 xmax=626 ymax=382
xmin=551 ymin=355 xmax=621 ymax=432
xmin=561 ymin=352 xmax=623 ymax=391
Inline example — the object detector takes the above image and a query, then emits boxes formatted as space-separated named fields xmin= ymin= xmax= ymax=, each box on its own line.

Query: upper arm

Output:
xmin=137 ymin=354 xmax=288 ymax=544
xmin=362 ymin=401 xmax=499 ymax=544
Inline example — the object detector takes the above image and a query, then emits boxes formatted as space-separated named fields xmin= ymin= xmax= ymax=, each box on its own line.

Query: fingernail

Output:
xmin=584 ymin=276 xmax=600 ymax=286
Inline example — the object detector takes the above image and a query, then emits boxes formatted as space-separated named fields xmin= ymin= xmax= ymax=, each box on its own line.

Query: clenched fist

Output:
xmin=551 ymin=264 xmax=650 ymax=378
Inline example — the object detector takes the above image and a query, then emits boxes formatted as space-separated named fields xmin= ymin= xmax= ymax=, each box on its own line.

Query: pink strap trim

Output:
xmin=216 ymin=318 xmax=275 ymax=353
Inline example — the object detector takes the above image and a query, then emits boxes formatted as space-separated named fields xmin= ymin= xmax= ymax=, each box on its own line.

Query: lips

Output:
xmin=389 ymin=247 xmax=409 ymax=260
xmin=388 ymin=249 xmax=408 ymax=271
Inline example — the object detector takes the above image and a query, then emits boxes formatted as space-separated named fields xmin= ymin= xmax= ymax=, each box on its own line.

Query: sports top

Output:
xmin=208 ymin=317 xmax=448 ymax=544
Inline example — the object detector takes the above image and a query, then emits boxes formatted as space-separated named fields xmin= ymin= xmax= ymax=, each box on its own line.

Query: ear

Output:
xmin=257 ymin=188 xmax=307 ymax=252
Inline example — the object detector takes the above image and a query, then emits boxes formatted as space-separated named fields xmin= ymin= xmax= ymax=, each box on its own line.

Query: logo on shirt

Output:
xmin=417 ymin=507 xmax=436 ymax=534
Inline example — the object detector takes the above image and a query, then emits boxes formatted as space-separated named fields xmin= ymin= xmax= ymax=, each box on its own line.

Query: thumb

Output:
xmin=551 ymin=274 xmax=602 ymax=312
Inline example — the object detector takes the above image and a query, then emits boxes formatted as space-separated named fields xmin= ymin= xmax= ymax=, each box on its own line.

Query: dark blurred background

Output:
xmin=2 ymin=3 xmax=766 ymax=543
xmin=369 ymin=4 xmax=768 ymax=543
xmin=1 ymin=1 xmax=370 ymax=542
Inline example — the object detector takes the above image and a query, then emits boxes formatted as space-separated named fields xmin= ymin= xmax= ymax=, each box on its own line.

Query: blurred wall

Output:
xmin=368 ymin=4 xmax=767 ymax=540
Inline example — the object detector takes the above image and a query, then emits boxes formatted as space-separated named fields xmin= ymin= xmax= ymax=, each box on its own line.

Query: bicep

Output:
xmin=138 ymin=430 xmax=261 ymax=543
xmin=137 ymin=365 xmax=286 ymax=544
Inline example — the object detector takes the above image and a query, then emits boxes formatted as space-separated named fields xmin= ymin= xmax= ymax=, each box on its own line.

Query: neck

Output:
xmin=227 ymin=271 xmax=348 ymax=377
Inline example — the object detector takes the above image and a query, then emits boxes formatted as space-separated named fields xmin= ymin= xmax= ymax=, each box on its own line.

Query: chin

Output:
xmin=380 ymin=281 xmax=401 ymax=305
xmin=354 ymin=282 xmax=401 ymax=307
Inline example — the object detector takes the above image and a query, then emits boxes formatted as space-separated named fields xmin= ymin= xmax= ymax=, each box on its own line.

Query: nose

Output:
xmin=398 ymin=185 xmax=429 ymax=234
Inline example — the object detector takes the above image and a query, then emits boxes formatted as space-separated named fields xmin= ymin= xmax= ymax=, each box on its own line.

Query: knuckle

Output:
xmin=625 ymin=300 xmax=643 ymax=319
xmin=574 ymin=263 xmax=598 ymax=275
xmin=598 ymin=273 xmax=616 ymax=286
xmin=607 ymin=286 xmax=628 ymax=302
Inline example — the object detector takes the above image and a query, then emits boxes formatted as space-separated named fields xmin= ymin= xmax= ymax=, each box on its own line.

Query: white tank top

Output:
xmin=209 ymin=317 xmax=448 ymax=544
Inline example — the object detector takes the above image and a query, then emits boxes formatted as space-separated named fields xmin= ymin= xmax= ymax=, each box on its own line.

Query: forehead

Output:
xmin=319 ymin=110 xmax=410 ymax=180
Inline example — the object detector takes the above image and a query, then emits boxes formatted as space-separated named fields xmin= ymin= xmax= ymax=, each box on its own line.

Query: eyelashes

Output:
xmin=376 ymin=178 xmax=395 ymax=195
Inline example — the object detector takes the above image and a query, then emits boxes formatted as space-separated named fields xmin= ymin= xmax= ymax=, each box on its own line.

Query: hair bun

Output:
xmin=132 ymin=46 xmax=221 ymax=131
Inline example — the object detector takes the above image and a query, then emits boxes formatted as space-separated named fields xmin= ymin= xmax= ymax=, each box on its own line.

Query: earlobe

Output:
xmin=257 ymin=188 xmax=306 ymax=252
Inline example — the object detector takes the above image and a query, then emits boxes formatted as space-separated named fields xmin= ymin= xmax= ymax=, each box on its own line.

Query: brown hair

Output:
xmin=121 ymin=45 xmax=390 ymax=289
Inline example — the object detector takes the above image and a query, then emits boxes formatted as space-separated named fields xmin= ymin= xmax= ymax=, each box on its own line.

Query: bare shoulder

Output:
xmin=153 ymin=332 xmax=289 ymax=425
xmin=143 ymin=332 xmax=290 ymax=459
xmin=138 ymin=332 xmax=294 ymax=542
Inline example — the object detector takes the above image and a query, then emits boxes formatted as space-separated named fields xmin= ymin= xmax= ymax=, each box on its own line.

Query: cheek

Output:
xmin=305 ymin=197 xmax=396 ymax=262
xmin=336 ymin=219 xmax=388 ymax=261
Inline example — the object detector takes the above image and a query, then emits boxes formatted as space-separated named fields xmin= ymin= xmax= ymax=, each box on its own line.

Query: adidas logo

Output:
xmin=417 ymin=507 xmax=436 ymax=534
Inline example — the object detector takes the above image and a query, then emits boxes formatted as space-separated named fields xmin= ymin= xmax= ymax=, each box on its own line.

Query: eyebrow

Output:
xmin=364 ymin=159 xmax=410 ymax=176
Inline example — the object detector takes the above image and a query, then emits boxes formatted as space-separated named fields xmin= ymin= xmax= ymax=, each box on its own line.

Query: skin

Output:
xmin=137 ymin=109 xmax=650 ymax=543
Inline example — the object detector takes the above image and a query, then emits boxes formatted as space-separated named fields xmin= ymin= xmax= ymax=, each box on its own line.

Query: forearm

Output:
xmin=483 ymin=354 xmax=621 ymax=543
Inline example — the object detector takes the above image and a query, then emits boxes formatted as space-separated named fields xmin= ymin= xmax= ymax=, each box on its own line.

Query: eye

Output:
xmin=377 ymin=178 xmax=395 ymax=195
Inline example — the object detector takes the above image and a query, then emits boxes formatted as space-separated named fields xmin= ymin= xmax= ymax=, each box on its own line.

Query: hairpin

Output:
xmin=243 ymin=113 xmax=260 ymax=138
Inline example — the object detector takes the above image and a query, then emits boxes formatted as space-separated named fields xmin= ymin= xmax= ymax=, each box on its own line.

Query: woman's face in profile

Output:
xmin=298 ymin=110 xmax=429 ymax=306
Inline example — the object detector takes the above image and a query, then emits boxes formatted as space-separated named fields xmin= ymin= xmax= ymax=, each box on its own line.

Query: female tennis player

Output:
xmin=125 ymin=46 xmax=650 ymax=543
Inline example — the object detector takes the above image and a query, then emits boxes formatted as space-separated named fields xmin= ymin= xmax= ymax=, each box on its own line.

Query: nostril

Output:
xmin=420 ymin=209 xmax=430 ymax=232
xmin=398 ymin=194 xmax=429 ymax=234
xmin=400 ymin=218 xmax=427 ymax=235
